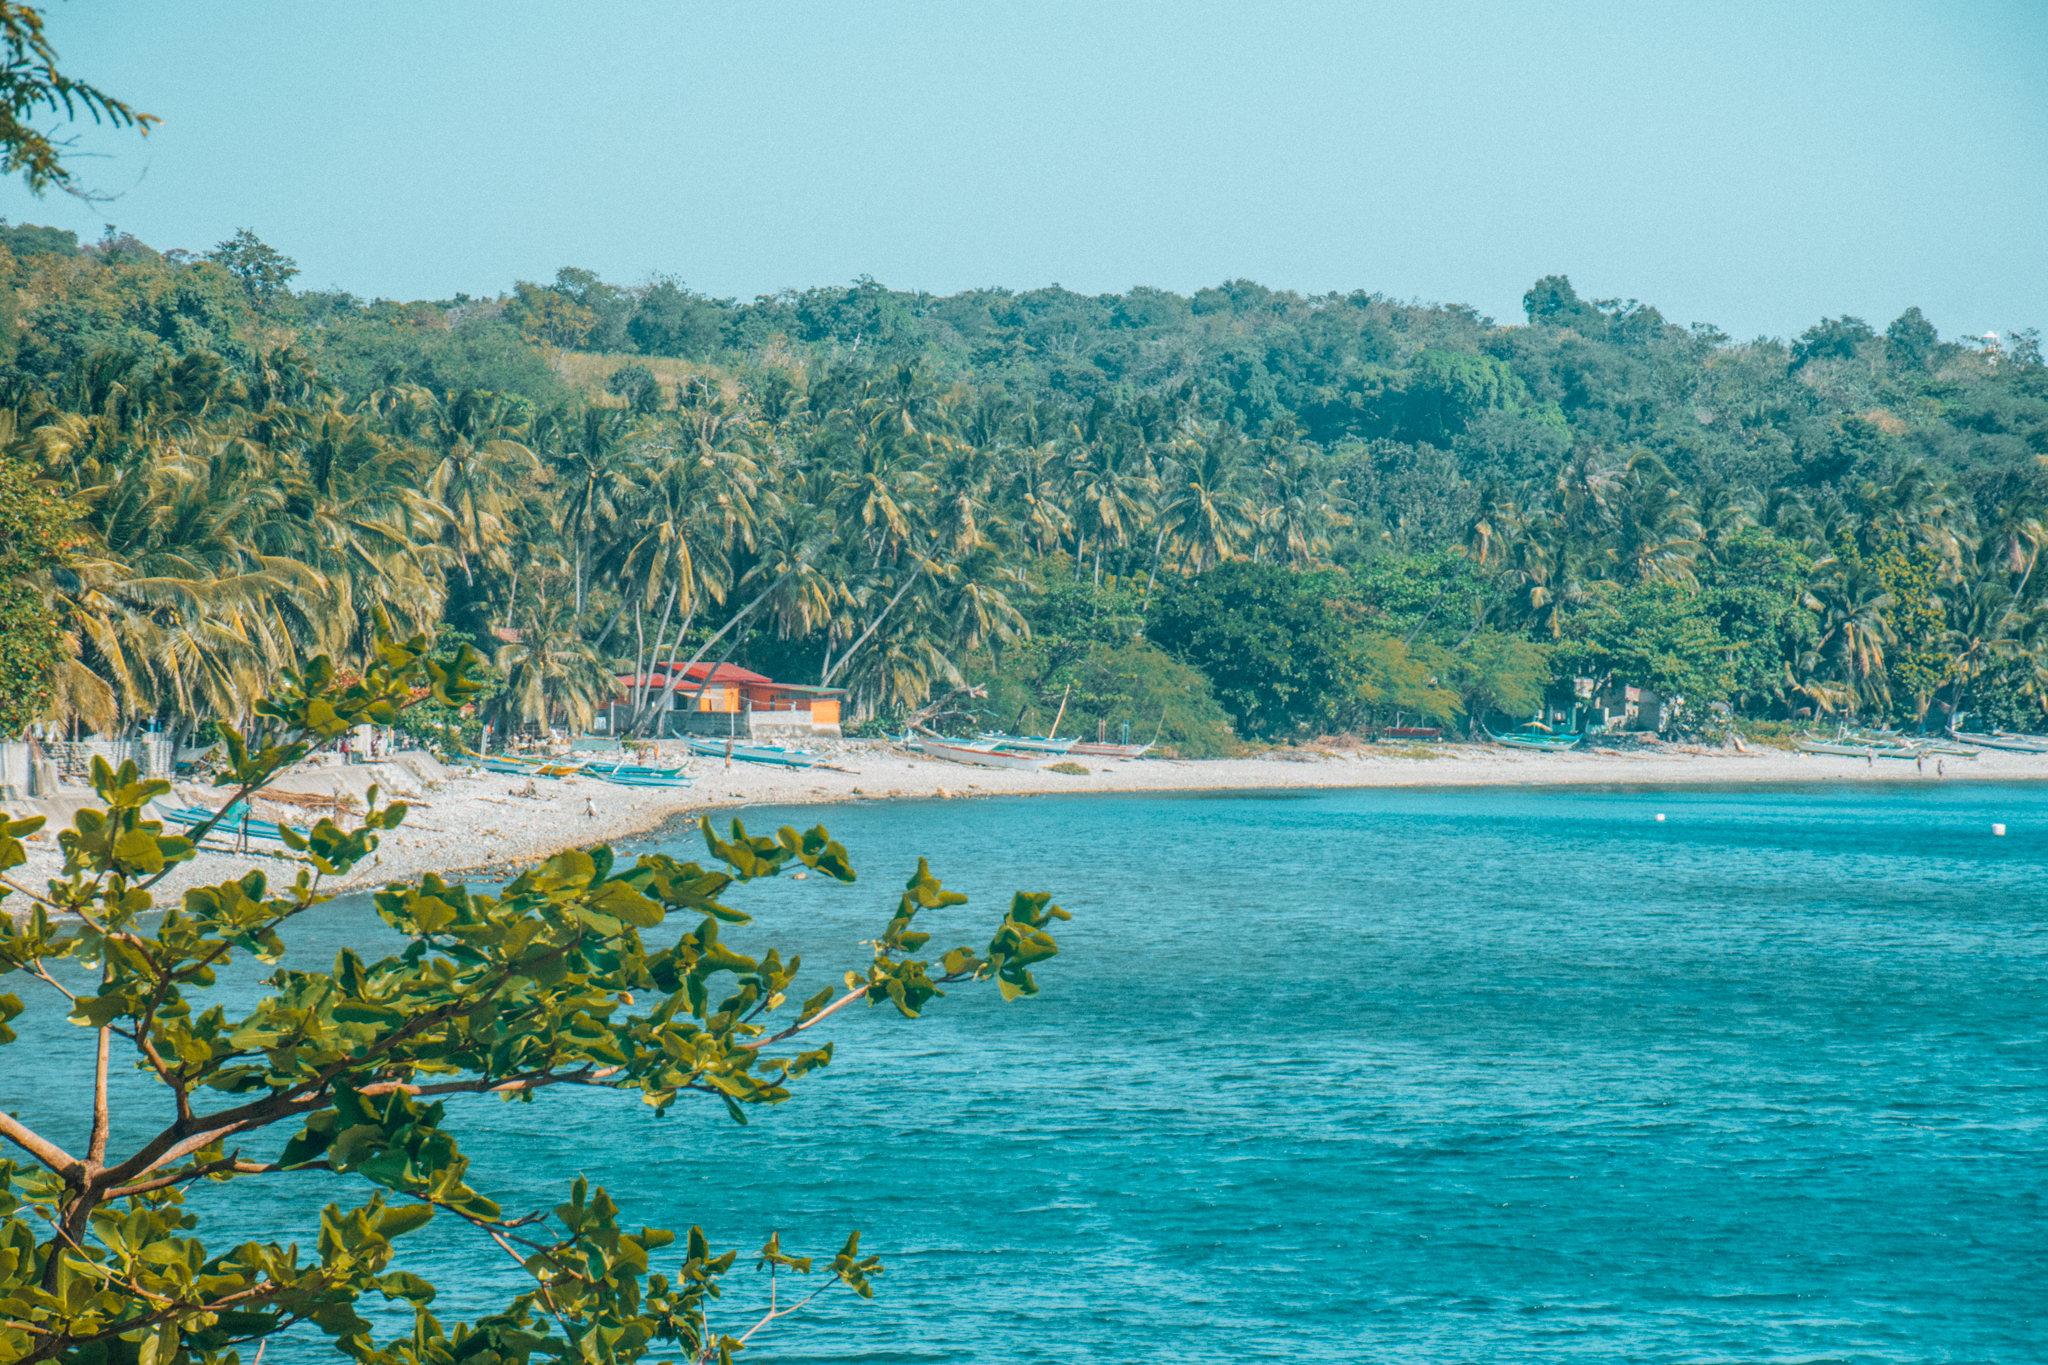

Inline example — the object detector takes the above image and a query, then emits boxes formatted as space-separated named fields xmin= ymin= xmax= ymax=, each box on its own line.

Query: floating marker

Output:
xmin=1992 ymin=823 xmax=2007 ymax=837
xmin=1654 ymin=813 xmax=1666 ymax=823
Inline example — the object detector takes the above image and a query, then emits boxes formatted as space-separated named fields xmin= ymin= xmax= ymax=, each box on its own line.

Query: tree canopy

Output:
xmin=0 ymin=217 xmax=2042 ymax=744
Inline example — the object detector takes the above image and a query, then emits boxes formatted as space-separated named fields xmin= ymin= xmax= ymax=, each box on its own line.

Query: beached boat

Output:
xmin=594 ymin=770 xmax=696 ymax=789
xmin=978 ymin=732 xmax=1080 ymax=754
xmin=1065 ymin=740 xmax=1154 ymax=760
xmin=1797 ymin=731 xmax=1981 ymax=759
xmin=477 ymin=756 xmax=559 ymax=776
xmin=155 ymin=802 xmax=301 ymax=845
xmin=1489 ymin=723 xmax=1583 ymax=752
xmin=578 ymin=760 xmax=689 ymax=779
xmin=912 ymin=732 xmax=1057 ymax=770
xmin=1794 ymin=737 xmax=1920 ymax=758
xmin=477 ymin=757 xmax=586 ymax=777
xmin=1949 ymin=730 xmax=2048 ymax=753
xmin=684 ymin=737 xmax=823 ymax=769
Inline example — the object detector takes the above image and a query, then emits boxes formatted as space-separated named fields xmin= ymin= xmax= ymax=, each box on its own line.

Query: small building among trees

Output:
xmin=607 ymin=664 xmax=845 ymax=739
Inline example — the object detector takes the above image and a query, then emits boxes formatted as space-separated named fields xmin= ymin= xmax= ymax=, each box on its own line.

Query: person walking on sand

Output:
xmin=1917 ymin=753 xmax=1925 ymax=775
xmin=1938 ymin=759 xmax=1945 ymax=777
xmin=584 ymin=796 xmax=597 ymax=820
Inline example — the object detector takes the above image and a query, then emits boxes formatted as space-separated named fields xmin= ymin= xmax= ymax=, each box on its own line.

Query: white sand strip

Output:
xmin=9 ymin=739 xmax=2044 ymax=910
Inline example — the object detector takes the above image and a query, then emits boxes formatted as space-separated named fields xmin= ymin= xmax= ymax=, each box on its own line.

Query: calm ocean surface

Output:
xmin=8 ymin=783 xmax=2047 ymax=1362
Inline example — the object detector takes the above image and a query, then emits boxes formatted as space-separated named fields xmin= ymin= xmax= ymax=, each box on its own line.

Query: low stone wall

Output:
xmin=45 ymin=738 xmax=176 ymax=781
xmin=676 ymin=709 xmax=839 ymax=740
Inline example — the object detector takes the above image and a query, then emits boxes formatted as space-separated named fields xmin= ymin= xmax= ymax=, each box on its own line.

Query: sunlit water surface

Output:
xmin=7 ymin=783 xmax=2046 ymax=1362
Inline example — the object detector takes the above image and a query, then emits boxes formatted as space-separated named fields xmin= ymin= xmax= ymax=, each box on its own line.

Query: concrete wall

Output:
xmin=45 ymin=738 xmax=175 ymax=780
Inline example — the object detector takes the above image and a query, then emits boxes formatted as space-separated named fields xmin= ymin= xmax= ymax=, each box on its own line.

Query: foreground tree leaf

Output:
xmin=0 ymin=626 xmax=1066 ymax=1364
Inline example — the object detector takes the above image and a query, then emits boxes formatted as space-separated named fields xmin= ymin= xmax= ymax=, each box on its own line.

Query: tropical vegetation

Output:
xmin=1 ymin=232 xmax=2043 ymax=745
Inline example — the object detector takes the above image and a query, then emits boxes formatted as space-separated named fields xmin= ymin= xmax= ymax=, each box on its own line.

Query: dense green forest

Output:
xmin=3 ymin=217 xmax=2046 ymax=752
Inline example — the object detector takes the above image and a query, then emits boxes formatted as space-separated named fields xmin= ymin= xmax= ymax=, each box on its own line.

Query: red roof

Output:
xmin=616 ymin=662 xmax=771 ymax=688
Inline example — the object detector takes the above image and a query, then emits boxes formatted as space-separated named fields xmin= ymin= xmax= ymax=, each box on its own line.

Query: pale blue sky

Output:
xmin=13 ymin=0 xmax=2046 ymax=340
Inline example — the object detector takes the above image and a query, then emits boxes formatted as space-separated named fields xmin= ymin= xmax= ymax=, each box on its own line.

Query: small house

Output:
xmin=606 ymin=664 xmax=846 ymax=739
xmin=1576 ymin=676 xmax=1681 ymax=733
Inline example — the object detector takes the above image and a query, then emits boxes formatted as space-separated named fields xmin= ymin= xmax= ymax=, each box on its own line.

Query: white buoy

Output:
xmin=1992 ymin=823 xmax=2007 ymax=837
xmin=1654 ymin=813 xmax=1666 ymax=823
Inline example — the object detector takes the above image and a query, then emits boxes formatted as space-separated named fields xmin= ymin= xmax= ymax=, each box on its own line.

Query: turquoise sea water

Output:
xmin=6 ymin=783 xmax=2046 ymax=1362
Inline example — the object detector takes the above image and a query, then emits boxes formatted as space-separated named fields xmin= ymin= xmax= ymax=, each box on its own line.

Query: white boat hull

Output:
xmin=1065 ymin=741 xmax=1152 ymax=760
xmin=915 ymin=735 xmax=1056 ymax=770
xmin=978 ymin=732 xmax=1079 ymax=754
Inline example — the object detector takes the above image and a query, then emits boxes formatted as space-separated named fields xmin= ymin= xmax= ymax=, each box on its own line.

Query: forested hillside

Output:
xmin=3 ymin=218 xmax=2046 ymax=749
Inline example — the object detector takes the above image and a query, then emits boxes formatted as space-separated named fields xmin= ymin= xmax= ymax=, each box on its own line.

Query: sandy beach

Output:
xmin=7 ymin=736 xmax=2045 ymax=908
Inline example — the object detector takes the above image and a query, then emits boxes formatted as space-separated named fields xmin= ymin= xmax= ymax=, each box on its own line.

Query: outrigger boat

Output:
xmin=1795 ymin=733 xmax=1980 ymax=759
xmin=155 ymin=801 xmax=301 ymax=847
xmin=684 ymin=737 xmax=824 ymax=770
xmin=592 ymin=770 xmax=696 ymax=789
xmin=578 ymin=760 xmax=689 ymax=779
xmin=1488 ymin=723 xmax=1584 ymax=752
xmin=911 ymin=731 xmax=1058 ymax=770
xmin=1949 ymin=730 xmax=2048 ymax=754
xmin=977 ymin=732 xmax=1079 ymax=754
xmin=476 ymin=756 xmax=584 ymax=778
xmin=1795 ymin=737 xmax=1921 ymax=759
xmin=1065 ymin=740 xmax=1153 ymax=760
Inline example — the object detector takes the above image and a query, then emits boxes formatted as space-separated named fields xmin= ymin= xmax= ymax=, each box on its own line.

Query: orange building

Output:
xmin=609 ymin=664 xmax=845 ymax=738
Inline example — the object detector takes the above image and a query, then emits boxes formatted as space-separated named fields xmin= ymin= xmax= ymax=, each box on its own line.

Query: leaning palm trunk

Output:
xmin=821 ymin=558 xmax=928 ymax=688
xmin=635 ymin=606 xmax=696 ymax=734
xmin=633 ymin=554 xmax=814 ymax=738
xmin=1143 ymin=523 xmax=1171 ymax=601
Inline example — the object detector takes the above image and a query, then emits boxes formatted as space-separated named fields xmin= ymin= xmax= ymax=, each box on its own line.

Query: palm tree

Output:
xmin=406 ymin=388 xmax=539 ymax=588
xmin=494 ymin=585 xmax=617 ymax=735
xmin=1067 ymin=428 xmax=1150 ymax=582
xmin=539 ymin=405 xmax=643 ymax=618
xmin=826 ymin=413 xmax=935 ymax=570
xmin=1799 ymin=570 xmax=1895 ymax=715
xmin=1000 ymin=441 xmax=1073 ymax=559
xmin=1935 ymin=570 xmax=2027 ymax=729
xmin=1155 ymin=425 xmax=1254 ymax=579
xmin=1607 ymin=454 xmax=1702 ymax=587
xmin=1256 ymin=440 xmax=1350 ymax=567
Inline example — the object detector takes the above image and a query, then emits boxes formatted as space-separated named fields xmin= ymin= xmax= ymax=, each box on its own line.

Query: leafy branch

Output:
xmin=0 ymin=620 xmax=1067 ymax=1363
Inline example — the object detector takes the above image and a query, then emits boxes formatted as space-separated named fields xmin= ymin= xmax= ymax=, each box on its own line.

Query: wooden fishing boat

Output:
xmin=978 ymin=732 xmax=1079 ymax=754
xmin=156 ymin=802 xmax=301 ymax=845
xmin=1949 ymin=730 xmax=2048 ymax=754
xmin=912 ymin=733 xmax=1057 ymax=770
xmin=579 ymin=761 xmax=689 ymax=779
xmin=1065 ymin=740 xmax=1153 ymax=760
xmin=1794 ymin=737 xmax=1919 ymax=758
xmin=470 ymin=749 xmax=585 ymax=774
xmin=1493 ymin=732 xmax=1583 ymax=751
xmin=684 ymin=737 xmax=823 ymax=769
xmin=1910 ymin=738 xmax=1981 ymax=757
xmin=1489 ymin=723 xmax=1583 ymax=752
xmin=595 ymin=771 xmax=696 ymax=789
xmin=477 ymin=756 xmax=563 ymax=776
